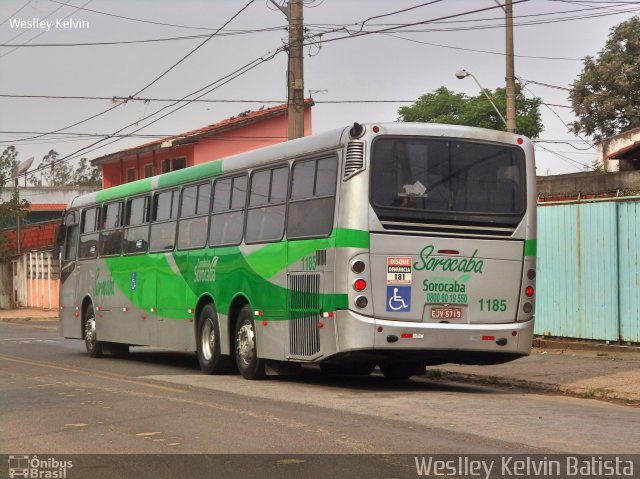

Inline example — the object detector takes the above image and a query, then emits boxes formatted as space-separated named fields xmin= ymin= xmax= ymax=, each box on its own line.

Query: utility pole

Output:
xmin=504 ymin=0 xmax=517 ymax=133
xmin=287 ymin=0 xmax=304 ymax=139
xmin=271 ymin=0 xmax=305 ymax=140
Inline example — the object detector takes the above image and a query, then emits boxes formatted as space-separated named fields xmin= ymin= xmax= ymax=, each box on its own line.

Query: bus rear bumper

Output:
xmin=329 ymin=309 xmax=534 ymax=365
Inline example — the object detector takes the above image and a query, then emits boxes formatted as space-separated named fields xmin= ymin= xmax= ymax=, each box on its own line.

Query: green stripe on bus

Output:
xmin=335 ymin=228 xmax=369 ymax=249
xmin=245 ymin=229 xmax=369 ymax=279
xmin=525 ymin=239 xmax=537 ymax=257
xmin=157 ymin=160 xmax=223 ymax=188
xmin=96 ymin=178 xmax=153 ymax=203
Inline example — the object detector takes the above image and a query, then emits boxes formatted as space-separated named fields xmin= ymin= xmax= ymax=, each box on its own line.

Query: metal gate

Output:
xmin=536 ymin=199 xmax=639 ymax=343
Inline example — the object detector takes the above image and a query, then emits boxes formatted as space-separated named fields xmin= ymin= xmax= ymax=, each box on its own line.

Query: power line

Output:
xmin=0 ymin=93 xmax=574 ymax=109
xmin=9 ymin=0 xmax=258 ymax=144
xmin=0 ymin=27 xmax=287 ymax=47
xmin=382 ymin=33 xmax=582 ymax=61
xmin=6 ymin=44 xmax=287 ymax=181
xmin=0 ymin=0 xmax=75 ymax=59
xmin=44 ymin=0 xmax=250 ymax=31
xmin=0 ymin=0 xmax=33 ymax=27
xmin=536 ymin=144 xmax=588 ymax=171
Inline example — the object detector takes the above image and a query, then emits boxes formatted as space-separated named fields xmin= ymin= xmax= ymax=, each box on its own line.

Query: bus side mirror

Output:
xmin=52 ymin=224 xmax=66 ymax=257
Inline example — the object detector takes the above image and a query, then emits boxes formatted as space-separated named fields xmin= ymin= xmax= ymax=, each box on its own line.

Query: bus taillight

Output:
xmin=353 ymin=279 xmax=367 ymax=291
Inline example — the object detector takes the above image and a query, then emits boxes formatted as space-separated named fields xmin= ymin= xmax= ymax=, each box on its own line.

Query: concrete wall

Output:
xmin=537 ymin=170 xmax=640 ymax=198
xmin=596 ymin=127 xmax=640 ymax=172
xmin=0 ymin=259 xmax=12 ymax=309
xmin=0 ymin=186 xmax=100 ymax=205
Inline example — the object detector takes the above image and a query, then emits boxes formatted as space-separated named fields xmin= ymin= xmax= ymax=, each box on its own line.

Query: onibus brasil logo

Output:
xmin=8 ymin=455 xmax=73 ymax=478
xmin=413 ymin=245 xmax=484 ymax=274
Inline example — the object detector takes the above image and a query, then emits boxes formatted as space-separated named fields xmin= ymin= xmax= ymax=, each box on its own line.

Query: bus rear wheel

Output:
xmin=197 ymin=303 xmax=235 ymax=374
xmin=234 ymin=305 xmax=265 ymax=380
xmin=83 ymin=303 xmax=103 ymax=358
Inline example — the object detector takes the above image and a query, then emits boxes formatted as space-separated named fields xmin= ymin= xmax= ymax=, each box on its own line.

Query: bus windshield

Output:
xmin=371 ymin=137 xmax=526 ymax=228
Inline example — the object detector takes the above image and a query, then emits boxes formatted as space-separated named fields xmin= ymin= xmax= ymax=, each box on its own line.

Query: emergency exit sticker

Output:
xmin=387 ymin=257 xmax=412 ymax=284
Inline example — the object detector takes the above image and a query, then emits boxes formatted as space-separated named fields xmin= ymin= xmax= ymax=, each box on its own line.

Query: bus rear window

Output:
xmin=371 ymin=137 xmax=526 ymax=227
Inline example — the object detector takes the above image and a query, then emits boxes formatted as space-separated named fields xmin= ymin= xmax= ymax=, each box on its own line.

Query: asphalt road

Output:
xmin=2 ymin=320 xmax=639 ymax=478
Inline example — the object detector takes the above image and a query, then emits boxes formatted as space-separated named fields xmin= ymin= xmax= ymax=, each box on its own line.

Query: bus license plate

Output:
xmin=430 ymin=308 xmax=462 ymax=319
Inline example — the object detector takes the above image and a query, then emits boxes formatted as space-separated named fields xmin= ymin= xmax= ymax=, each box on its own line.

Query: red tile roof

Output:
xmin=92 ymin=100 xmax=314 ymax=165
xmin=28 ymin=203 xmax=67 ymax=211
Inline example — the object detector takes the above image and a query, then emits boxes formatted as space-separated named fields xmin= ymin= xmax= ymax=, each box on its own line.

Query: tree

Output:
xmin=398 ymin=84 xmax=543 ymax=139
xmin=0 ymin=146 xmax=29 ymax=255
xmin=74 ymin=158 xmax=102 ymax=187
xmin=0 ymin=146 xmax=19 ymax=186
xmin=569 ymin=16 xmax=640 ymax=141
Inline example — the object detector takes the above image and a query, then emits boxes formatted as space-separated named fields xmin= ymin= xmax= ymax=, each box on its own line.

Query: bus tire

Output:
xmin=197 ymin=303 xmax=234 ymax=374
xmin=379 ymin=362 xmax=424 ymax=381
xmin=234 ymin=305 xmax=265 ymax=380
xmin=83 ymin=302 xmax=103 ymax=358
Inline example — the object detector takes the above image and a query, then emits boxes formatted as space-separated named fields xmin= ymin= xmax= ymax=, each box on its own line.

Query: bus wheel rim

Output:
xmin=237 ymin=322 xmax=254 ymax=365
xmin=201 ymin=318 xmax=214 ymax=361
xmin=85 ymin=312 xmax=96 ymax=345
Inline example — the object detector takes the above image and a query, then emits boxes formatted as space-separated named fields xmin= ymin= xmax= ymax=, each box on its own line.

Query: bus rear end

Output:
xmin=330 ymin=123 xmax=536 ymax=374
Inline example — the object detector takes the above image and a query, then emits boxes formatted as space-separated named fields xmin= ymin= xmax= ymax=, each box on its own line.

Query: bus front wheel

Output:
xmin=234 ymin=305 xmax=265 ymax=380
xmin=197 ymin=303 xmax=235 ymax=374
xmin=84 ymin=303 xmax=103 ymax=358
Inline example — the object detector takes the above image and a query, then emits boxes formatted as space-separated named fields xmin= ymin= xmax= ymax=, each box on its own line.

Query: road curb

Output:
xmin=1 ymin=317 xmax=59 ymax=323
xmin=437 ymin=371 xmax=640 ymax=407
xmin=533 ymin=337 xmax=640 ymax=353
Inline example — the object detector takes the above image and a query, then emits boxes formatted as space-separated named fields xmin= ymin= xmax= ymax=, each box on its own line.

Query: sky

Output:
xmin=1 ymin=0 xmax=639 ymax=182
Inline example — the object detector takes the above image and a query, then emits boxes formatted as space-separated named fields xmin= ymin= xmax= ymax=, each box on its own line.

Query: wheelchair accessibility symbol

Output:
xmin=386 ymin=286 xmax=411 ymax=312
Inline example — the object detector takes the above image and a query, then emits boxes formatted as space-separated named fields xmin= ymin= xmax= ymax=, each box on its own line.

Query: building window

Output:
xmin=127 ymin=168 xmax=136 ymax=183
xmin=144 ymin=164 xmax=154 ymax=178
xmin=161 ymin=157 xmax=187 ymax=174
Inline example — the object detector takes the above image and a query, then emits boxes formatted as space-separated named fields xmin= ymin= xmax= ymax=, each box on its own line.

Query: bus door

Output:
xmin=285 ymin=156 xmax=339 ymax=360
xmin=59 ymin=211 xmax=81 ymax=338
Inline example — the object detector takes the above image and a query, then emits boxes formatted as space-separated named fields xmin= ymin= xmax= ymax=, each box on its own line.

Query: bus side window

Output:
xmin=99 ymin=201 xmax=123 ymax=256
xmin=123 ymin=195 xmax=150 ymax=254
xmin=287 ymin=157 xmax=338 ymax=239
xmin=210 ymin=175 xmax=246 ymax=247
xmin=63 ymin=211 xmax=80 ymax=262
xmin=149 ymin=189 xmax=178 ymax=252
xmin=177 ymin=182 xmax=211 ymax=250
xmin=78 ymin=206 xmax=100 ymax=259
xmin=245 ymin=166 xmax=288 ymax=244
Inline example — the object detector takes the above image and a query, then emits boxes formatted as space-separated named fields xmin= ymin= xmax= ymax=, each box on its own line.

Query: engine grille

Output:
xmin=288 ymin=273 xmax=321 ymax=358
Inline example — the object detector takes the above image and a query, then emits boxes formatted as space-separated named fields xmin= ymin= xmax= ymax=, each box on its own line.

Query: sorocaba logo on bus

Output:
xmin=414 ymin=245 xmax=484 ymax=274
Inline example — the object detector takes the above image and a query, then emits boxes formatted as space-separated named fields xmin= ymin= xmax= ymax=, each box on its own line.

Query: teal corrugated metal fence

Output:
xmin=536 ymin=199 xmax=640 ymax=343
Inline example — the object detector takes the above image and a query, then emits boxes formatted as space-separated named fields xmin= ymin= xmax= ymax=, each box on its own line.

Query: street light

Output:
xmin=455 ymin=69 xmax=508 ymax=128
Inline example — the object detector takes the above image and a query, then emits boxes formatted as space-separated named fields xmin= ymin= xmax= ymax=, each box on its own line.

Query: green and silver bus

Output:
xmin=57 ymin=122 xmax=537 ymax=380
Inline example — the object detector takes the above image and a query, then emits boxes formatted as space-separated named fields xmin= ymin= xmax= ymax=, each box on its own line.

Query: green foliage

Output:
xmin=0 ymin=147 xmax=29 ymax=255
xmin=570 ymin=16 xmax=640 ymax=141
xmin=398 ymin=84 xmax=543 ymax=139
xmin=74 ymin=158 xmax=102 ymax=187
xmin=0 ymin=146 xmax=19 ymax=186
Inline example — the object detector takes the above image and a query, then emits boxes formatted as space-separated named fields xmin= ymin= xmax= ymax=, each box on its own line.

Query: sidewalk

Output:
xmin=0 ymin=307 xmax=58 ymax=321
xmin=2 ymin=308 xmax=639 ymax=405
xmin=437 ymin=346 xmax=640 ymax=406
